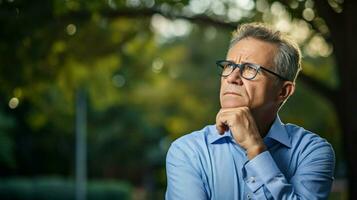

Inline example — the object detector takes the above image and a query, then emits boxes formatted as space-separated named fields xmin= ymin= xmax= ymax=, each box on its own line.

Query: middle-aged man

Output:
xmin=165 ymin=23 xmax=335 ymax=200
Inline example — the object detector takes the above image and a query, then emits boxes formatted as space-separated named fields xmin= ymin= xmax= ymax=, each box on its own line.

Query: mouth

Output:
xmin=223 ymin=92 xmax=241 ymax=96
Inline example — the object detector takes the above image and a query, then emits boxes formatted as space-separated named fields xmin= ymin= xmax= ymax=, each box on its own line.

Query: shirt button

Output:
xmin=249 ymin=176 xmax=256 ymax=183
xmin=247 ymin=193 xmax=253 ymax=200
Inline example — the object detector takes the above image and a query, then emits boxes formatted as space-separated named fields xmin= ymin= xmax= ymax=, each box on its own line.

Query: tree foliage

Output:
xmin=0 ymin=0 xmax=349 ymax=198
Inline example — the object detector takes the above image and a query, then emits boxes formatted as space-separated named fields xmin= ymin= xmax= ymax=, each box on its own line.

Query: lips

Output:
xmin=223 ymin=91 xmax=241 ymax=96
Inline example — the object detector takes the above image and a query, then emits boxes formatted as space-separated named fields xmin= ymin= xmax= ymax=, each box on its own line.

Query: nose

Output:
xmin=224 ymin=67 xmax=244 ymax=85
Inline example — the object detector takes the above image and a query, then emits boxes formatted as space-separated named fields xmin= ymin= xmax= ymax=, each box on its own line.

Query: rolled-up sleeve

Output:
xmin=243 ymin=141 xmax=335 ymax=200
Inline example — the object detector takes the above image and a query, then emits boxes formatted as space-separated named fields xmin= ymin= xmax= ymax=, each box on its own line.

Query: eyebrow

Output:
xmin=225 ymin=59 xmax=254 ymax=65
xmin=227 ymin=54 xmax=253 ymax=63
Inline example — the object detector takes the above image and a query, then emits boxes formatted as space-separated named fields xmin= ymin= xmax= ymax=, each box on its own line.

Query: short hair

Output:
xmin=230 ymin=23 xmax=302 ymax=82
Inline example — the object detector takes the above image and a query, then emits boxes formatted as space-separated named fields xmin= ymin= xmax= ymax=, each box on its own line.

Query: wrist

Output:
xmin=247 ymin=144 xmax=267 ymax=160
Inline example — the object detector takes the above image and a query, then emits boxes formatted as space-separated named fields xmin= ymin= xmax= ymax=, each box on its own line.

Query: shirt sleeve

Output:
xmin=165 ymin=142 xmax=208 ymax=200
xmin=243 ymin=141 xmax=335 ymax=200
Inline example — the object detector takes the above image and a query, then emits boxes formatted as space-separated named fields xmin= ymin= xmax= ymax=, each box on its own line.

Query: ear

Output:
xmin=277 ymin=81 xmax=295 ymax=105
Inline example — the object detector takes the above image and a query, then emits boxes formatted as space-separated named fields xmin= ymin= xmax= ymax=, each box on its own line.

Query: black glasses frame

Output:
xmin=216 ymin=60 xmax=289 ymax=81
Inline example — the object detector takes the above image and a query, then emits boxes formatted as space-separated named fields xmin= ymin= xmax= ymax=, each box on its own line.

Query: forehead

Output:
xmin=226 ymin=37 xmax=277 ymax=67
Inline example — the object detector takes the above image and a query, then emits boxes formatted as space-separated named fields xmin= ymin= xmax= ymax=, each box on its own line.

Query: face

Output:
xmin=220 ymin=37 xmax=281 ymax=113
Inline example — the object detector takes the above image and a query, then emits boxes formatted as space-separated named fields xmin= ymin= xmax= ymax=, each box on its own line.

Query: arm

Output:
xmin=165 ymin=142 xmax=208 ymax=200
xmin=216 ymin=107 xmax=335 ymax=199
xmin=244 ymin=141 xmax=335 ymax=200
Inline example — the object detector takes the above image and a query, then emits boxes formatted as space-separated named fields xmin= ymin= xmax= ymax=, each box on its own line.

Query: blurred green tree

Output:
xmin=0 ymin=0 xmax=354 ymax=199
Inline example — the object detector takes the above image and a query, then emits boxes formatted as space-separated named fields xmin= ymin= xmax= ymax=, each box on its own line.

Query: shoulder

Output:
xmin=285 ymin=123 xmax=332 ymax=148
xmin=285 ymin=123 xmax=335 ymax=164
xmin=166 ymin=125 xmax=215 ymax=162
xmin=168 ymin=125 xmax=215 ymax=153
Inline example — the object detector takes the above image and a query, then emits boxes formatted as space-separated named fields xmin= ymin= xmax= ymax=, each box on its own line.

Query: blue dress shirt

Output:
xmin=165 ymin=116 xmax=335 ymax=200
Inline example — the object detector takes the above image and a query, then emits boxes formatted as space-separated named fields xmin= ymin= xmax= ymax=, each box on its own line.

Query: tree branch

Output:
xmin=109 ymin=8 xmax=238 ymax=29
xmin=314 ymin=0 xmax=343 ymax=25
xmin=65 ymin=8 xmax=237 ymax=29
xmin=65 ymin=7 xmax=338 ymax=102
xmin=298 ymin=72 xmax=337 ymax=104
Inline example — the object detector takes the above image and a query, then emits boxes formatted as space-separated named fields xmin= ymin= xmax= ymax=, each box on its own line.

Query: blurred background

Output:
xmin=1 ymin=0 xmax=356 ymax=199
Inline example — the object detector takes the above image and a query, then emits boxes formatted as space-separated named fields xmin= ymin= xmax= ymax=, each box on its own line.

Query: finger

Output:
xmin=216 ymin=112 xmax=228 ymax=134
xmin=216 ymin=118 xmax=227 ymax=134
xmin=219 ymin=106 xmax=249 ymax=113
xmin=216 ymin=123 xmax=227 ymax=134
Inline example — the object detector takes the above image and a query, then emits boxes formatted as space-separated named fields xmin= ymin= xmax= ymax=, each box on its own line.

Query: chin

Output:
xmin=220 ymin=101 xmax=248 ymax=108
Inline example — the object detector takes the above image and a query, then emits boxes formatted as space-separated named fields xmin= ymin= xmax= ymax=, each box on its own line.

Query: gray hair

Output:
xmin=230 ymin=23 xmax=302 ymax=82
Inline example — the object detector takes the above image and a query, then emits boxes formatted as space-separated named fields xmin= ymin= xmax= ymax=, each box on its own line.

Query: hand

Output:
xmin=216 ymin=107 xmax=267 ymax=160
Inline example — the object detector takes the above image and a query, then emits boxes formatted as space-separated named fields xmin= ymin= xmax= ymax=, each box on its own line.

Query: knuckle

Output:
xmin=233 ymin=113 xmax=240 ymax=121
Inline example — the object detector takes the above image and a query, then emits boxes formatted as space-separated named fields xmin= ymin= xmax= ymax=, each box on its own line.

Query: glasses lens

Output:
xmin=241 ymin=63 xmax=258 ymax=79
xmin=218 ymin=61 xmax=234 ymax=77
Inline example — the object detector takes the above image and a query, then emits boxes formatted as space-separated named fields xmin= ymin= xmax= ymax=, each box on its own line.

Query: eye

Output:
xmin=222 ymin=61 xmax=234 ymax=68
xmin=242 ymin=63 xmax=258 ymax=78
xmin=217 ymin=61 xmax=236 ymax=77
xmin=244 ymin=63 xmax=258 ymax=71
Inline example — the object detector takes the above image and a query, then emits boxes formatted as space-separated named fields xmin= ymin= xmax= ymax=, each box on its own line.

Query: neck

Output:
xmin=251 ymin=109 xmax=277 ymax=138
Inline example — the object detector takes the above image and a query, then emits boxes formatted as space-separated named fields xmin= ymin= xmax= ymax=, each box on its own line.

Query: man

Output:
xmin=165 ymin=23 xmax=335 ymax=199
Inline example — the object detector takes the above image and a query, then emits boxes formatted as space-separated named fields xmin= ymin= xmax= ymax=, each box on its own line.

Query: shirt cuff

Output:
xmin=243 ymin=151 xmax=281 ymax=192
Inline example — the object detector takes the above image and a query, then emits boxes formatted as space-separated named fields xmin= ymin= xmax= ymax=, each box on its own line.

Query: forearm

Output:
xmin=243 ymin=151 xmax=334 ymax=200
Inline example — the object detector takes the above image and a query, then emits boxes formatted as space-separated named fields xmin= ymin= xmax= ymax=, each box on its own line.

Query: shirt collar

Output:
xmin=208 ymin=115 xmax=291 ymax=148
xmin=264 ymin=115 xmax=291 ymax=148
xmin=207 ymin=125 xmax=234 ymax=144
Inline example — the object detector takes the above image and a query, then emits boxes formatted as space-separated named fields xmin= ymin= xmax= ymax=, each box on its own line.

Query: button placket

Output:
xmin=247 ymin=193 xmax=253 ymax=200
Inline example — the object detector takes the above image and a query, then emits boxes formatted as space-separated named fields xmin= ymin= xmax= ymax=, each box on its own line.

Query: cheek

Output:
xmin=247 ymin=84 xmax=277 ymax=108
xmin=245 ymin=84 xmax=266 ymax=106
xmin=244 ymin=85 xmax=255 ymax=103
xmin=219 ymin=80 xmax=224 ymax=96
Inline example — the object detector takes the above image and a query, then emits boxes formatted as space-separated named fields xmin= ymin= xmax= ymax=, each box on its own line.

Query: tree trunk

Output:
xmin=315 ymin=0 xmax=357 ymax=199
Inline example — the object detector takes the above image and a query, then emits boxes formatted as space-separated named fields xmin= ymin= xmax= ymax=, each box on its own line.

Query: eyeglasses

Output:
xmin=216 ymin=60 xmax=288 ymax=81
